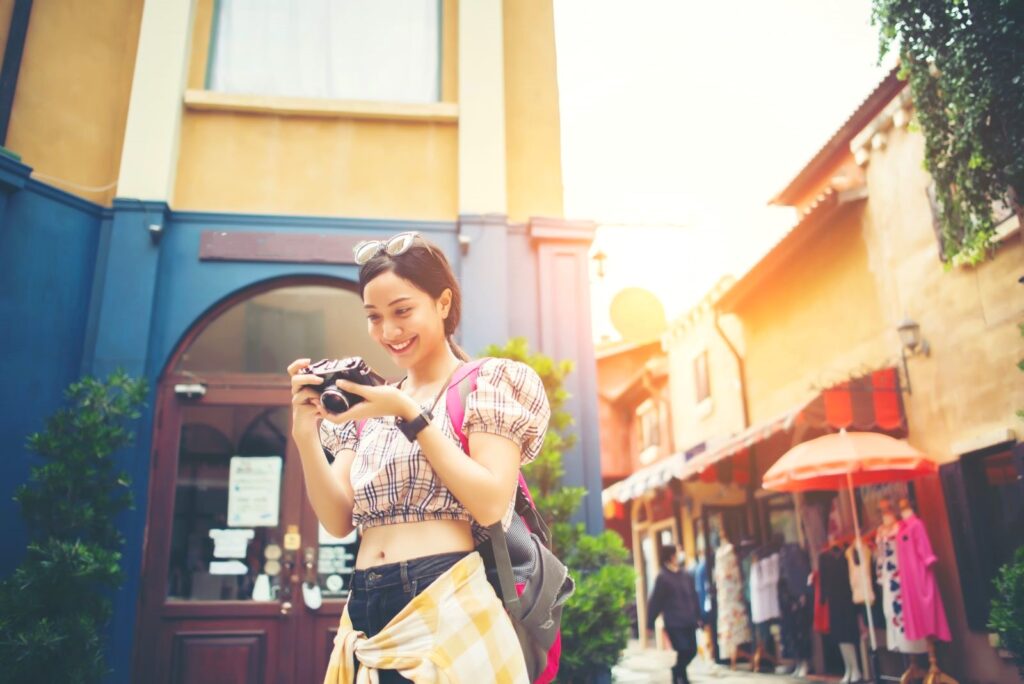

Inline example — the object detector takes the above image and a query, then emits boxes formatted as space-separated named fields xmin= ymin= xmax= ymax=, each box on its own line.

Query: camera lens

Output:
xmin=320 ymin=388 xmax=349 ymax=414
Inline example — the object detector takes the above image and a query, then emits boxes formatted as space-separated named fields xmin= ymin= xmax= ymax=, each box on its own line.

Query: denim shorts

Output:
xmin=346 ymin=551 xmax=470 ymax=682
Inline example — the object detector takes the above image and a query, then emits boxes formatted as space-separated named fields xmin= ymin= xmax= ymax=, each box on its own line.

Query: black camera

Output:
xmin=300 ymin=357 xmax=385 ymax=414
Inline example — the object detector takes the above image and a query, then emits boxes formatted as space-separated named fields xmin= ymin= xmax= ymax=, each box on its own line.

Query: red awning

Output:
xmin=678 ymin=367 xmax=906 ymax=484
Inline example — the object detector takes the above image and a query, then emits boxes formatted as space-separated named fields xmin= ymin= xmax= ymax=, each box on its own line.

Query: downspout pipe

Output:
xmin=712 ymin=309 xmax=749 ymax=430
xmin=712 ymin=309 xmax=762 ymax=541
xmin=0 ymin=0 xmax=33 ymax=145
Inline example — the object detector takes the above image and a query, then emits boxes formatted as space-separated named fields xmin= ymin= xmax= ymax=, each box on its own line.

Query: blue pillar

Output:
xmin=82 ymin=198 xmax=167 ymax=684
xmin=458 ymin=213 xmax=510 ymax=355
xmin=530 ymin=218 xmax=604 ymax=534
xmin=0 ymin=152 xmax=29 ymax=228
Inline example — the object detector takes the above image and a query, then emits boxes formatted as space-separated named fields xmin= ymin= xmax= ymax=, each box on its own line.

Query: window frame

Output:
xmin=940 ymin=439 xmax=1024 ymax=631
xmin=204 ymin=0 xmax=445 ymax=104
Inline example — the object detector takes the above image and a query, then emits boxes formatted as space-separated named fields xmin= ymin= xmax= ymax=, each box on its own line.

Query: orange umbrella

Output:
xmin=762 ymin=429 xmax=937 ymax=492
xmin=762 ymin=429 xmax=939 ymax=665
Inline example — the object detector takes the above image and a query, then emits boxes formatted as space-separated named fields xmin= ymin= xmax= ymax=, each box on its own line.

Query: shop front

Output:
xmin=605 ymin=367 xmax=925 ymax=679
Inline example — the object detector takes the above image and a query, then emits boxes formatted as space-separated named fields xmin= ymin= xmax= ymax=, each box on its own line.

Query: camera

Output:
xmin=300 ymin=357 xmax=385 ymax=414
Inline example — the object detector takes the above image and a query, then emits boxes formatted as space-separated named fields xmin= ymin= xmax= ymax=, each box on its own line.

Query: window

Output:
xmin=940 ymin=441 xmax=1024 ymax=630
xmin=209 ymin=0 xmax=440 ymax=103
xmin=637 ymin=400 xmax=661 ymax=464
xmin=693 ymin=350 xmax=710 ymax=403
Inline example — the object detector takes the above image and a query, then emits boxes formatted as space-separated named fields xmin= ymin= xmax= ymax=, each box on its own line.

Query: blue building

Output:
xmin=0 ymin=1 xmax=602 ymax=681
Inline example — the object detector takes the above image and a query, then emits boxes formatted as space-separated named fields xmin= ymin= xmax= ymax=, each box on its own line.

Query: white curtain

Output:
xmin=210 ymin=0 xmax=440 ymax=103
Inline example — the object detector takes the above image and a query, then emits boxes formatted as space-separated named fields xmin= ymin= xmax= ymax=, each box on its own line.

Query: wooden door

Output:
xmin=133 ymin=374 xmax=354 ymax=683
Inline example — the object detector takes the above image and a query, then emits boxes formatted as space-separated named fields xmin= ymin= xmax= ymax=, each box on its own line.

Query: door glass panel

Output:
xmin=317 ymin=524 xmax=360 ymax=599
xmin=174 ymin=285 xmax=400 ymax=377
xmin=167 ymin=404 xmax=292 ymax=601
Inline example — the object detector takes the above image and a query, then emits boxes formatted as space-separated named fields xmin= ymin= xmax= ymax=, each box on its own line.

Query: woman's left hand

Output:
xmin=326 ymin=379 xmax=420 ymax=423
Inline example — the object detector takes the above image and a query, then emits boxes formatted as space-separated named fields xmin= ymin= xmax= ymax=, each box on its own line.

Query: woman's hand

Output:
xmin=288 ymin=358 xmax=326 ymax=439
xmin=327 ymin=379 xmax=421 ymax=424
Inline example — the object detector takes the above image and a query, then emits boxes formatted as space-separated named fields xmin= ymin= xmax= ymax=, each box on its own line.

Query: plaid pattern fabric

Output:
xmin=319 ymin=358 xmax=550 ymax=539
xmin=324 ymin=552 xmax=529 ymax=684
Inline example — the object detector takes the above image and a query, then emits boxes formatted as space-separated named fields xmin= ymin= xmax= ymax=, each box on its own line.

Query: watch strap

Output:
xmin=397 ymin=409 xmax=433 ymax=442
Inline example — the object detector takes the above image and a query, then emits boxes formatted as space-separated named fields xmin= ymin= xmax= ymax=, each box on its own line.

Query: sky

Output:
xmin=552 ymin=0 xmax=897 ymax=342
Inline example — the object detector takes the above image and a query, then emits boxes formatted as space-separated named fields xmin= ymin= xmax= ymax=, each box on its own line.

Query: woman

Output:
xmin=647 ymin=545 xmax=700 ymax=684
xmin=288 ymin=232 xmax=549 ymax=683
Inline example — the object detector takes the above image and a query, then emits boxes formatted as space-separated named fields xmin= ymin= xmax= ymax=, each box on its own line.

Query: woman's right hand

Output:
xmin=287 ymin=358 xmax=325 ymax=439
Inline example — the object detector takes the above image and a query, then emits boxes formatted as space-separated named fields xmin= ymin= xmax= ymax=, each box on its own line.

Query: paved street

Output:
xmin=612 ymin=641 xmax=817 ymax=684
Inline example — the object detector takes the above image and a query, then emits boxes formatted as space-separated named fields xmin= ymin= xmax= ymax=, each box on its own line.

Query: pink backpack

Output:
xmin=358 ymin=358 xmax=574 ymax=683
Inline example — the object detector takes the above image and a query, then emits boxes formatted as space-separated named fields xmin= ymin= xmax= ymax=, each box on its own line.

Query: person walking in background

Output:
xmin=647 ymin=545 xmax=701 ymax=684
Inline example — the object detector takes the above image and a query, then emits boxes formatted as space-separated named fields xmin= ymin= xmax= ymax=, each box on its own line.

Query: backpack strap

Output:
xmin=447 ymin=357 xmax=540 ymax=517
xmin=445 ymin=357 xmax=490 ymax=451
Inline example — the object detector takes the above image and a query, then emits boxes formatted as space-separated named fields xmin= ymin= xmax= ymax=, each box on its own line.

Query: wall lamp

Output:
xmin=897 ymin=315 xmax=930 ymax=394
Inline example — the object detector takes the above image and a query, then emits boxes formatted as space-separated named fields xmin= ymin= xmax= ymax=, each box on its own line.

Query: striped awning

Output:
xmin=678 ymin=367 xmax=906 ymax=484
xmin=600 ymin=367 xmax=906 ymax=503
xmin=602 ymin=454 xmax=683 ymax=505
xmin=677 ymin=407 xmax=803 ymax=481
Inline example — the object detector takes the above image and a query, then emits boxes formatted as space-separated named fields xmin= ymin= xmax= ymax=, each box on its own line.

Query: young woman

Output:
xmin=287 ymin=232 xmax=550 ymax=683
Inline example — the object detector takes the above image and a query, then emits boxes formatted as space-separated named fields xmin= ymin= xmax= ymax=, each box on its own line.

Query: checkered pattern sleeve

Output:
xmin=319 ymin=418 xmax=359 ymax=458
xmin=463 ymin=358 xmax=551 ymax=465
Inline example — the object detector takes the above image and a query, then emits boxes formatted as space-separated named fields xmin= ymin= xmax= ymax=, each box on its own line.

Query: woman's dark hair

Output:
xmin=659 ymin=544 xmax=679 ymax=567
xmin=358 ymin=235 xmax=471 ymax=362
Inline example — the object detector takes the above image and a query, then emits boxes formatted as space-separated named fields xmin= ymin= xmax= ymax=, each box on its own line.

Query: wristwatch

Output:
xmin=396 ymin=409 xmax=433 ymax=442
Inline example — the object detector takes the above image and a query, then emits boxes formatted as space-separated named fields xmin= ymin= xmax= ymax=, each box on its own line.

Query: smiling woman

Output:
xmin=287 ymin=232 xmax=551 ymax=683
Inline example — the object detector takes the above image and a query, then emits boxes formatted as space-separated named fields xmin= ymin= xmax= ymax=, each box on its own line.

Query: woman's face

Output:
xmin=363 ymin=270 xmax=451 ymax=368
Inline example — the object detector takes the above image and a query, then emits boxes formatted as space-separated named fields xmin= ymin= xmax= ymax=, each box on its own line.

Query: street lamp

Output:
xmin=897 ymin=315 xmax=930 ymax=394
xmin=591 ymin=249 xmax=608 ymax=280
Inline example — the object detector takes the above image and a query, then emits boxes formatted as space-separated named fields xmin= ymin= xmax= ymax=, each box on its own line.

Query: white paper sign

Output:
xmin=209 ymin=528 xmax=255 ymax=558
xmin=318 ymin=523 xmax=358 ymax=546
xmin=228 ymin=456 xmax=282 ymax=527
xmin=209 ymin=560 xmax=248 ymax=575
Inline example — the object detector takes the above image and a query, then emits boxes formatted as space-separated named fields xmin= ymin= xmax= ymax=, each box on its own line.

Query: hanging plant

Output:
xmin=871 ymin=0 xmax=1024 ymax=266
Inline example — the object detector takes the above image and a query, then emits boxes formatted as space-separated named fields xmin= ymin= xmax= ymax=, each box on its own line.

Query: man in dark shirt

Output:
xmin=647 ymin=545 xmax=701 ymax=684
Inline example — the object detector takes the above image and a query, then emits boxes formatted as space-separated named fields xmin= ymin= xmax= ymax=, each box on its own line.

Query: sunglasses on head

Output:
xmin=352 ymin=231 xmax=429 ymax=265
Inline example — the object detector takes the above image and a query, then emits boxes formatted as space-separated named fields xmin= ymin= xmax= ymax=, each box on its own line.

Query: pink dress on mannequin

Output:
xmin=895 ymin=513 xmax=950 ymax=641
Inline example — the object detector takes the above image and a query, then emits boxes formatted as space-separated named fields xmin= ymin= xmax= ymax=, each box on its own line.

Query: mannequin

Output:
xmin=713 ymin=529 xmax=752 ymax=668
xmin=896 ymin=499 xmax=957 ymax=684
xmin=875 ymin=501 xmax=926 ymax=653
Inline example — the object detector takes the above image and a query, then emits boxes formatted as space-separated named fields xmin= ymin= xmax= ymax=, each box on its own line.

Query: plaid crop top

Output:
xmin=318 ymin=357 xmax=551 ymax=537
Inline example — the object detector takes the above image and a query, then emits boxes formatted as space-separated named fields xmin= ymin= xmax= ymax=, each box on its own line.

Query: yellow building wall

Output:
xmin=860 ymin=125 xmax=1023 ymax=468
xmin=174 ymin=0 xmax=460 ymax=219
xmin=5 ymin=0 xmax=143 ymax=205
xmin=738 ymin=204 xmax=893 ymax=422
xmin=665 ymin=318 xmax=747 ymax=451
xmin=503 ymin=0 xmax=564 ymax=223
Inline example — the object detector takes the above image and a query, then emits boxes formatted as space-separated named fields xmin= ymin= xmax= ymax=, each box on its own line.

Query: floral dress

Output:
xmin=714 ymin=542 xmax=752 ymax=655
xmin=875 ymin=526 xmax=926 ymax=654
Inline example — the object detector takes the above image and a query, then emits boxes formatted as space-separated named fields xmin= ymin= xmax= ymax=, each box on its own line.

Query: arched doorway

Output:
xmin=134 ymin=279 xmax=399 ymax=684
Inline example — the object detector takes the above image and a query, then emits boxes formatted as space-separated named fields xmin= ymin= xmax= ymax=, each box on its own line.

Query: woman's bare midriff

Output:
xmin=355 ymin=518 xmax=476 ymax=569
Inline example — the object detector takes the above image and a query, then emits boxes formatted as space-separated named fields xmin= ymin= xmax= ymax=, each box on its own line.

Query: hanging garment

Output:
xmin=749 ymin=553 xmax=782 ymax=624
xmin=845 ymin=543 xmax=876 ymax=605
xmin=895 ymin=514 xmax=951 ymax=642
xmin=817 ymin=547 xmax=858 ymax=644
xmin=694 ymin=558 xmax=712 ymax=622
xmin=875 ymin=525 xmax=926 ymax=654
xmin=779 ymin=543 xmax=811 ymax=599
xmin=714 ymin=543 xmax=752 ymax=655
xmin=812 ymin=570 xmax=830 ymax=635
xmin=778 ymin=544 xmax=812 ymax=660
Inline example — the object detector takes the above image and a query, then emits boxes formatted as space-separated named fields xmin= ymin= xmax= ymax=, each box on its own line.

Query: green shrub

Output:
xmin=989 ymin=546 xmax=1024 ymax=677
xmin=0 ymin=371 xmax=147 ymax=683
xmin=484 ymin=338 xmax=636 ymax=683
